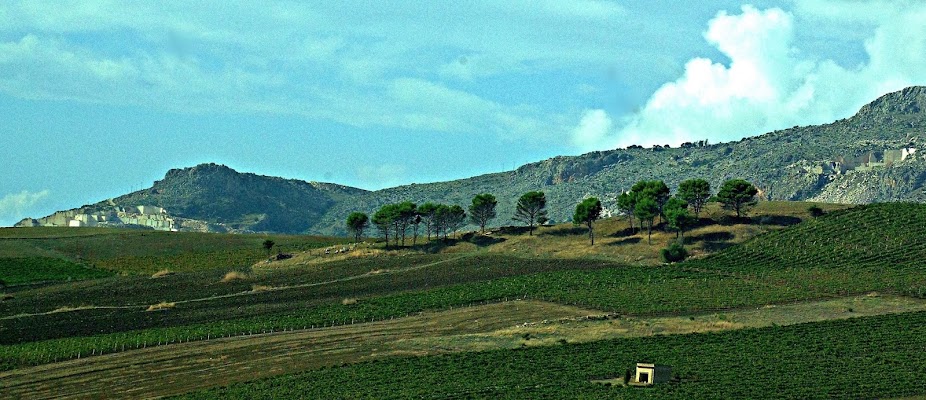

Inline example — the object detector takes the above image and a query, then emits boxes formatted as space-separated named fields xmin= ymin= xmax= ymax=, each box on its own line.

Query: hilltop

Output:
xmin=19 ymin=163 xmax=368 ymax=233
xmin=20 ymin=86 xmax=926 ymax=235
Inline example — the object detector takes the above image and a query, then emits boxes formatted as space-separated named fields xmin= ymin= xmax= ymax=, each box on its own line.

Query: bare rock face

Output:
xmin=14 ymin=218 xmax=38 ymax=228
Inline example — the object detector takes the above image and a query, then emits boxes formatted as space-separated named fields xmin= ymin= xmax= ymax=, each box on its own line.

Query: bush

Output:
xmin=661 ymin=242 xmax=688 ymax=263
xmin=808 ymin=205 xmax=825 ymax=217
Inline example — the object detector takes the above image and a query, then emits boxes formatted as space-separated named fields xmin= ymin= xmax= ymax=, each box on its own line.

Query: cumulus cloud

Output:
xmin=0 ymin=190 xmax=49 ymax=222
xmin=571 ymin=110 xmax=613 ymax=152
xmin=574 ymin=3 xmax=926 ymax=150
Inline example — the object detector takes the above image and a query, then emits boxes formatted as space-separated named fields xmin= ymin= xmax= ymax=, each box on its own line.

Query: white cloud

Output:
xmin=571 ymin=110 xmax=613 ymax=152
xmin=0 ymin=190 xmax=49 ymax=221
xmin=573 ymin=3 xmax=926 ymax=150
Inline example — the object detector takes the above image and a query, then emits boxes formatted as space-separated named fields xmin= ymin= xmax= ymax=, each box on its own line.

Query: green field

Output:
xmin=176 ymin=311 xmax=926 ymax=399
xmin=3 ymin=203 xmax=926 ymax=398
xmin=0 ymin=227 xmax=349 ymax=281
xmin=0 ymin=257 xmax=112 ymax=286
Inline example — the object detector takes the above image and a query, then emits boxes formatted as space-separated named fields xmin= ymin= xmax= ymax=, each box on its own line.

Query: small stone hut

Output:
xmin=634 ymin=363 xmax=672 ymax=385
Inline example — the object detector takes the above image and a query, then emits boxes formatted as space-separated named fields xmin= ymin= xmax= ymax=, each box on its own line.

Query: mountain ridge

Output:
xmin=21 ymin=86 xmax=926 ymax=235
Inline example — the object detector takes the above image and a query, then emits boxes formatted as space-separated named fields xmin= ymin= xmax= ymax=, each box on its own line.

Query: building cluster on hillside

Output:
xmin=16 ymin=205 xmax=176 ymax=231
xmin=794 ymin=147 xmax=918 ymax=176
xmin=826 ymin=148 xmax=917 ymax=174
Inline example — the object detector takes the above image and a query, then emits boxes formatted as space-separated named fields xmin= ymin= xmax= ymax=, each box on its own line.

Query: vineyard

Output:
xmin=175 ymin=311 xmax=926 ymax=399
xmin=0 ymin=257 xmax=111 ymax=285
xmin=689 ymin=203 xmax=926 ymax=296
xmin=4 ymin=203 xmax=926 ymax=397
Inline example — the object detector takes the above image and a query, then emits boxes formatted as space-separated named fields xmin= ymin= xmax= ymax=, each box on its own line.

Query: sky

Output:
xmin=1 ymin=1 xmax=925 ymax=226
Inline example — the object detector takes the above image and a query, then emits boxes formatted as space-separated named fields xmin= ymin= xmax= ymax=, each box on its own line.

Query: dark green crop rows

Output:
xmin=692 ymin=203 xmax=926 ymax=274
xmin=688 ymin=203 xmax=926 ymax=297
xmin=176 ymin=311 xmax=926 ymax=400
xmin=0 ymin=261 xmax=815 ymax=371
xmin=0 ymin=257 xmax=112 ymax=286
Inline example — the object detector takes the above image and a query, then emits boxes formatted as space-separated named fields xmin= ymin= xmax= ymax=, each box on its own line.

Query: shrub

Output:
xmin=220 ymin=271 xmax=248 ymax=283
xmin=661 ymin=241 xmax=688 ymax=263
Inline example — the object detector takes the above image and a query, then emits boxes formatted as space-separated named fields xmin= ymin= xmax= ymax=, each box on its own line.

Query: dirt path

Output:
xmin=0 ymin=300 xmax=598 ymax=399
xmin=2 ymin=294 xmax=924 ymax=399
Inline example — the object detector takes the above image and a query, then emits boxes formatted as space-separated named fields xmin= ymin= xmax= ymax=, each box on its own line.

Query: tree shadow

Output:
xmin=539 ymin=226 xmax=586 ymax=237
xmin=691 ymin=217 xmax=718 ymax=228
xmin=754 ymin=215 xmax=803 ymax=226
xmin=420 ymin=238 xmax=462 ymax=253
xmin=493 ymin=225 xmax=535 ymax=235
xmin=608 ymin=227 xmax=637 ymax=238
xmin=686 ymin=231 xmax=735 ymax=252
xmin=467 ymin=235 xmax=507 ymax=247
xmin=607 ymin=236 xmax=641 ymax=246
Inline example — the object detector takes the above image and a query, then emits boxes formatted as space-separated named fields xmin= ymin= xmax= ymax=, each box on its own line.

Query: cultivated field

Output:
xmin=2 ymin=201 xmax=925 ymax=398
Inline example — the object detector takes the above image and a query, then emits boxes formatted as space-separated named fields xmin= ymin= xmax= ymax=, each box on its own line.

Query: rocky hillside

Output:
xmin=310 ymin=86 xmax=926 ymax=234
xmin=25 ymin=86 xmax=926 ymax=235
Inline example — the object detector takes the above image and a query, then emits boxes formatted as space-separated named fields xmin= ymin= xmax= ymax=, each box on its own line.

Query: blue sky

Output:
xmin=1 ymin=1 xmax=925 ymax=226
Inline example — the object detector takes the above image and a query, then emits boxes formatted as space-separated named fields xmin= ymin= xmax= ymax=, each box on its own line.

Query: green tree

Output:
xmin=411 ymin=214 xmax=422 ymax=245
xmin=345 ymin=212 xmax=369 ymax=242
xmin=262 ymin=239 xmax=275 ymax=257
xmin=434 ymin=204 xmax=466 ymax=239
xmin=394 ymin=201 xmax=417 ymax=246
xmin=512 ymin=191 xmax=547 ymax=236
xmin=432 ymin=204 xmax=449 ymax=239
xmin=469 ymin=193 xmax=498 ymax=233
xmin=635 ymin=196 xmax=660 ymax=244
xmin=664 ymin=197 xmax=695 ymax=239
xmin=717 ymin=179 xmax=759 ymax=218
xmin=573 ymin=197 xmax=603 ymax=245
xmin=617 ymin=192 xmax=637 ymax=233
xmin=678 ymin=179 xmax=711 ymax=218
xmin=418 ymin=202 xmax=438 ymax=241
xmin=373 ymin=204 xmax=397 ymax=246
xmin=631 ymin=180 xmax=670 ymax=227
xmin=445 ymin=205 xmax=467 ymax=239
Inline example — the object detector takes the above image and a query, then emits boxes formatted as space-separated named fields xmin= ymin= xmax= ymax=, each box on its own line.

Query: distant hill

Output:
xmin=18 ymin=163 xmax=368 ymax=233
xmin=23 ymin=86 xmax=926 ymax=235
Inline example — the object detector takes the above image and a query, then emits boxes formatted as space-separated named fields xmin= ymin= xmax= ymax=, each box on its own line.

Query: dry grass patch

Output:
xmin=146 ymin=302 xmax=176 ymax=311
xmin=151 ymin=269 xmax=175 ymax=278
xmin=342 ymin=298 xmax=359 ymax=305
xmin=220 ymin=271 xmax=249 ymax=283
xmin=50 ymin=305 xmax=94 ymax=314
xmin=406 ymin=293 xmax=926 ymax=352
xmin=251 ymin=284 xmax=274 ymax=292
